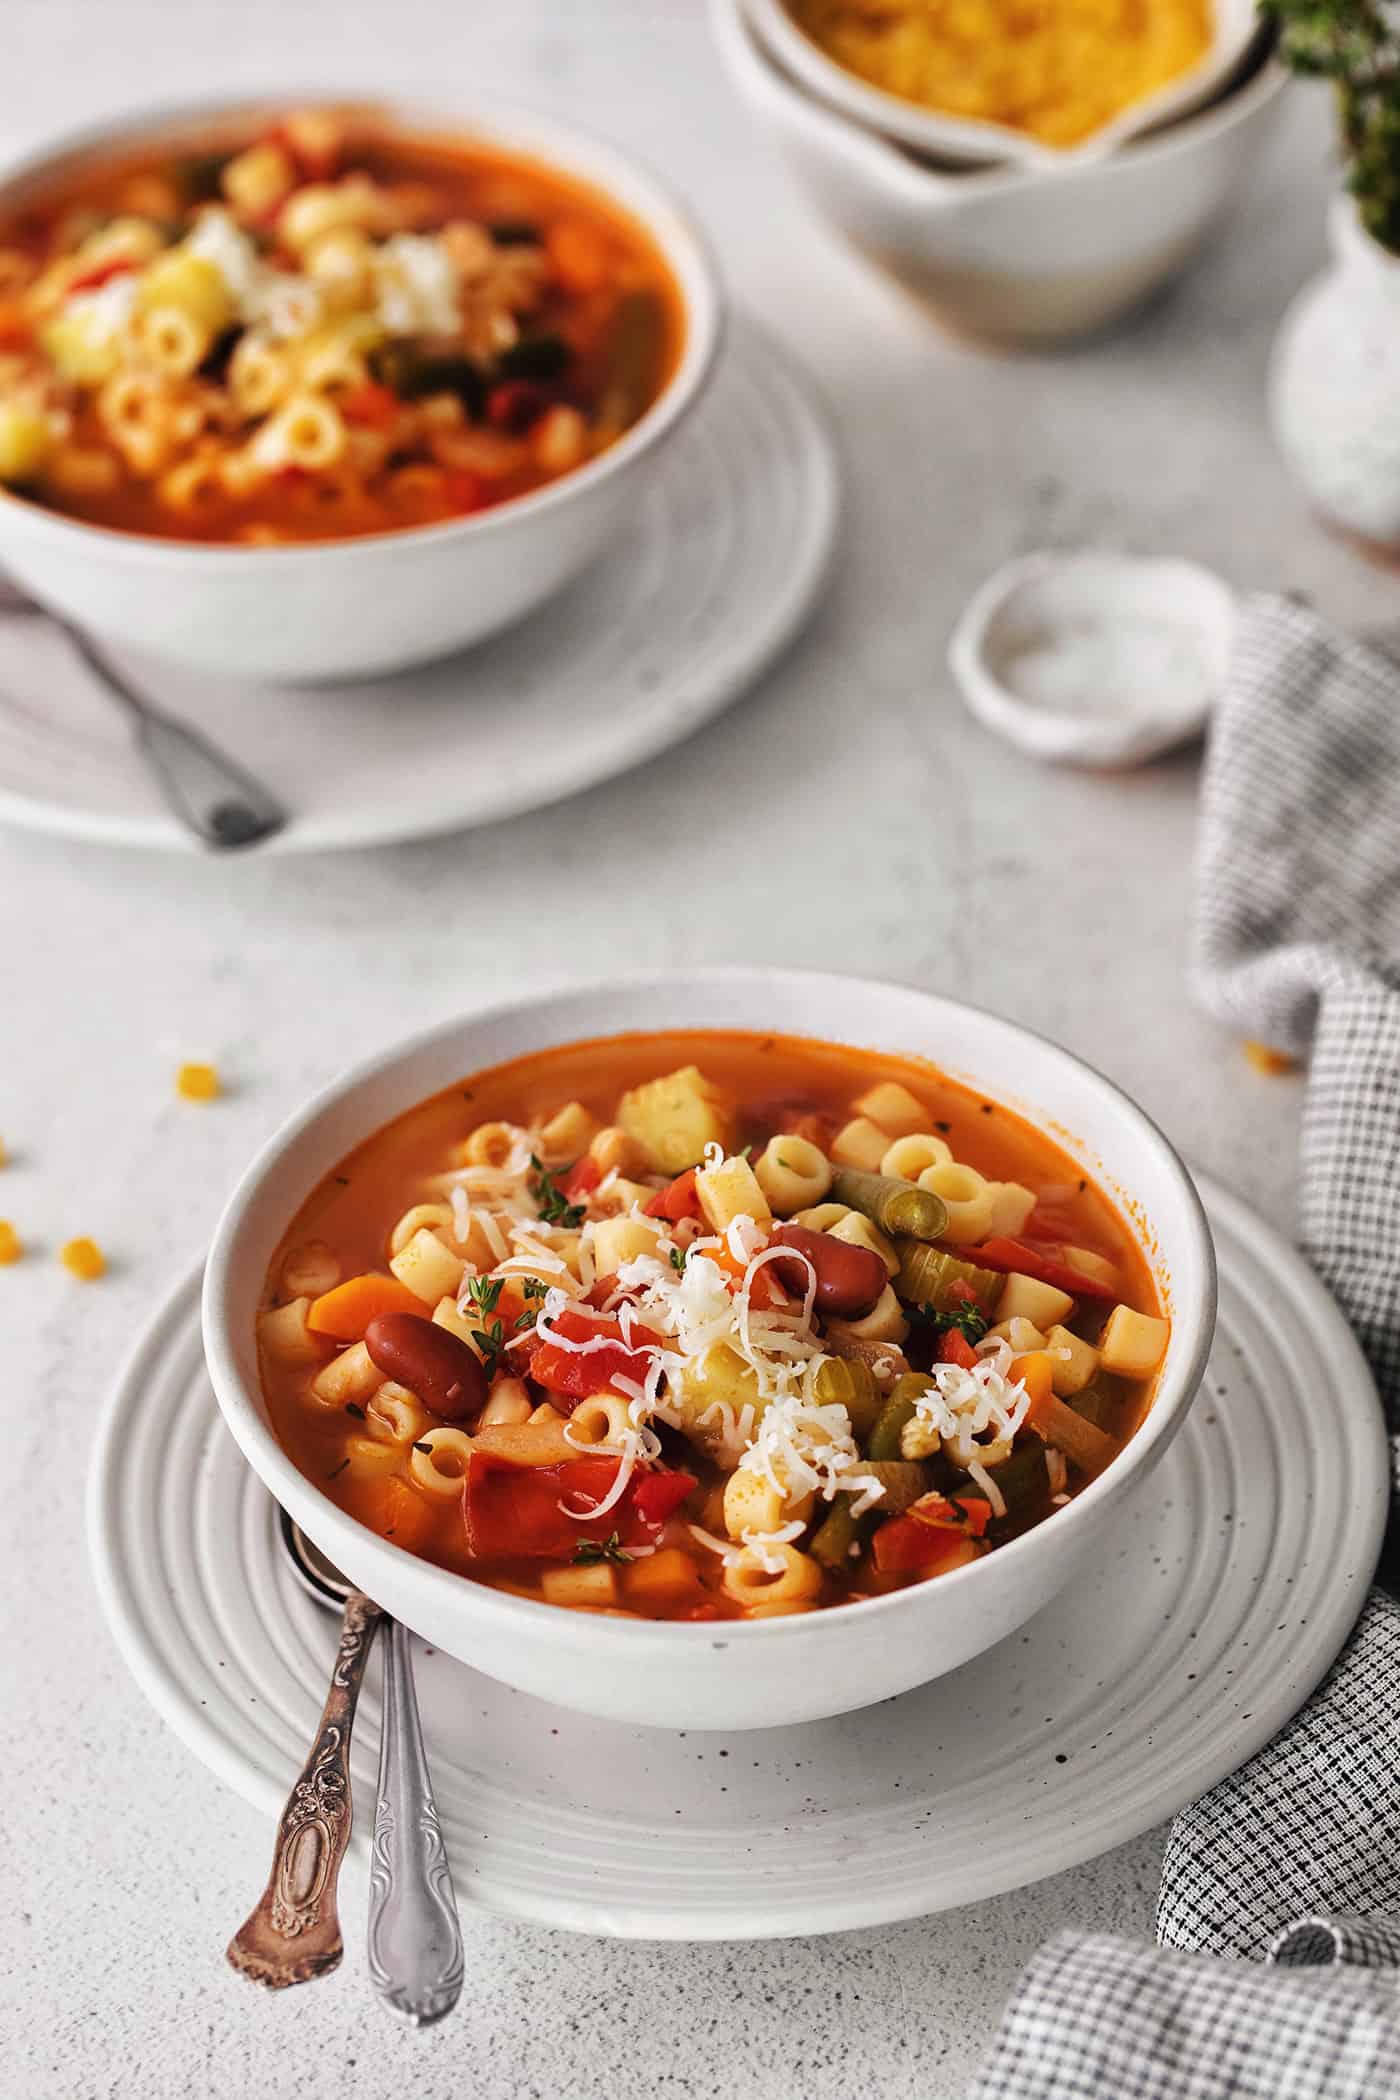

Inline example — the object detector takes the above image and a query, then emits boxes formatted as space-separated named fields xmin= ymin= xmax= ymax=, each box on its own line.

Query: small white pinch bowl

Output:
xmin=203 ymin=968 xmax=1216 ymax=1733
xmin=746 ymin=0 xmax=1261 ymax=170
xmin=0 ymin=98 xmax=721 ymax=683
xmin=949 ymin=550 xmax=1234 ymax=767
xmin=712 ymin=0 xmax=1287 ymax=346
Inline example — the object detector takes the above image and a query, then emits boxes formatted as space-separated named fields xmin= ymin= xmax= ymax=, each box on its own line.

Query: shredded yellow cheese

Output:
xmin=60 ymin=1236 xmax=105 ymax=1280
xmin=0 ymin=1220 xmax=21 ymax=1264
xmin=177 ymin=1061 xmax=221 ymax=1101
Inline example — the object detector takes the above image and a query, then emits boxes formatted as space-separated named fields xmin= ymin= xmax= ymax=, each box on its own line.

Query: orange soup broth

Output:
xmin=262 ymin=1031 xmax=1164 ymax=1615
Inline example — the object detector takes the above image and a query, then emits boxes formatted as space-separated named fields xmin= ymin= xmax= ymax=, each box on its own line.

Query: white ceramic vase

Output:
xmin=1271 ymin=194 xmax=1400 ymax=554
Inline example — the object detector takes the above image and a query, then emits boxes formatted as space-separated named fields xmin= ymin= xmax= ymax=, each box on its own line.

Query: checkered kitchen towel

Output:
xmin=971 ymin=596 xmax=1400 ymax=2098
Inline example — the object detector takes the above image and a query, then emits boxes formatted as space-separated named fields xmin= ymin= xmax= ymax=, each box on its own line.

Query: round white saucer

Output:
xmin=0 ymin=320 xmax=837 ymax=854
xmin=87 ymin=1175 xmax=1385 ymax=1940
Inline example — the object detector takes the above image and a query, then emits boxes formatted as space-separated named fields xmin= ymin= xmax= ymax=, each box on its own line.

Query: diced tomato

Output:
xmin=65 ymin=256 xmax=137 ymax=294
xmin=685 ymin=1602 xmax=723 ymax=1621
xmin=464 ymin=1452 xmax=621 ymax=1561
xmin=965 ymin=1236 xmax=1116 ymax=1302
xmin=464 ymin=1455 xmax=696 ymax=1562
xmin=445 ymin=469 xmax=484 ymax=513
xmin=776 ymin=1105 xmax=837 ymax=1152
xmin=528 ymin=1306 xmax=663 ymax=1405
xmin=339 ymin=381 xmax=400 ymax=428
xmin=645 ymin=1168 xmax=699 ymax=1221
xmin=944 ymin=1279 xmax=979 ymax=1305
xmin=872 ymin=1515 xmax=976 ymax=1575
xmin=629 ymin=1471 xmax=696 ymax=1529
xmin=938 ymin=1327 xmax=980 ymax=1370
xmin=562 ymin=1154 xmax=602 ymax=1203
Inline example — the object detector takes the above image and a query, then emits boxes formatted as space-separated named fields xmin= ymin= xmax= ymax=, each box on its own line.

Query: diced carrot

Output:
xmin=546 ymin=218 xmax=611 ymax=294
xmin=1244 ymin=1040 xmax=1298 ymax=1076
xmin=339 ymin=381 xmax=400 ymax=428
xmin=307 ymin=1272 xmax=426 ymax=1340
xmin=1010 ymin=1351 xmax=1057 ymax=1413
xmin=645 ymin=1168 xmax=700 ymax=1221
xmin=1017 ymin=1357 xmax=1117 ymax=1477
xmin=365 ymin=1475 xmax=437 ymax=1555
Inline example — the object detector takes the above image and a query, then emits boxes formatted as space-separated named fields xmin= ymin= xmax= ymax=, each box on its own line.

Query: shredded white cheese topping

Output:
xmin=906 ymin=1337 xmax=1033 ymax=1471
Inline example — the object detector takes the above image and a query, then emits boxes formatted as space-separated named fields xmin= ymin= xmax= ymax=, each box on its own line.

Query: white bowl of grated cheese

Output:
xmin=0 ymin=96 xmax=721 ymax=681
xmin=204 ymin=967 xmax=1215 ymax=1731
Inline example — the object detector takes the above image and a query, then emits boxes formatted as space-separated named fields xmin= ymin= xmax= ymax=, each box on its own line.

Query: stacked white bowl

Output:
xmin=711 ymin=0 xmax=1288 ymax=345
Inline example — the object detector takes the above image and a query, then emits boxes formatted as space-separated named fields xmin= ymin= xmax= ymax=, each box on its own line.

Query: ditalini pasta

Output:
xmin=0 ymin=108 xmax=682 ymax=542
xmin=258 ymin=1030 xmax=1171 ymax=1623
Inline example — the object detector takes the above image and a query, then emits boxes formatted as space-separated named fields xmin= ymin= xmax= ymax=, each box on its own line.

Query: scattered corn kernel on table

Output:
xmin=0 ymin=4 xmax=1384 ymax=2097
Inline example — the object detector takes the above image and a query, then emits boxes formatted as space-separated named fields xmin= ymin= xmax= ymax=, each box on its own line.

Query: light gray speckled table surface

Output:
xmin=0 ymin=3 xmax=1379 ymax=2096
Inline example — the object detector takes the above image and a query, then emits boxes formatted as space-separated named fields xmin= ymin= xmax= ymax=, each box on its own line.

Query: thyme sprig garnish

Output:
xmin=530 ymin=1153 xmax=586 ymax=1229
xmin=574 ymin=1531 xmax=633 ymax=1566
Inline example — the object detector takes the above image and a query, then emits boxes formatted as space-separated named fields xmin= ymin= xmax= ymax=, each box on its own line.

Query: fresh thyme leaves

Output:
xmin=574 ymin=1531 xmax=633 ymax=1566
xmin=529 ymin=1153 xmax=586 ymax=1228
xmin=922 ymin=1301 xmax=991 ymax=1345
xmin=669 ymin=1244 xmax=687 ymax=1272
xmin=513 ymin=1307 xmax=539 ymax=1333
xmin=327 ymin=1458 xmax=350 ymax=1479
xmin=464 ymin=1274 xmax=503 ymax=1316
xmin=523 ymin=1277 xmax=550 ymax=1299
xmin=344 ymin=1401 xmax=367 ymax=1419
xmin=473 ymin=1316 xmax=509 ymax=1371
xmin=412 ymin=1440 xmax=433 ymax=1455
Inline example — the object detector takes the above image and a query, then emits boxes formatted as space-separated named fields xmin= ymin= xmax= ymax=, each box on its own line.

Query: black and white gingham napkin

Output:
xmin=971 ymin=596 xmax=1400 ymax=2099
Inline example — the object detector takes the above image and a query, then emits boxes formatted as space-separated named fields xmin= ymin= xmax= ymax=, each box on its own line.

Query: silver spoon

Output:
xmin=241 ymin=1513 xmax=465 ymax=2025
xmin=0 ymin=576 xmax=287 ymax=849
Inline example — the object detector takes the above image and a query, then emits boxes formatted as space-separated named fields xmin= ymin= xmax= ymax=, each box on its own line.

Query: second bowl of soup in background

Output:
xmin=712 ymin=0 xmax=1287 ymax=346
xmin=0 ymin=98 xmax=721 ymax=682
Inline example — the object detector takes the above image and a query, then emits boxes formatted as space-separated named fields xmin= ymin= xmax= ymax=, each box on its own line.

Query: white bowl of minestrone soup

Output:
xmin=0 ymin=100 xmax=719 ymax=680
xmin=204 ymin=969 xmax=1215 ymax=1731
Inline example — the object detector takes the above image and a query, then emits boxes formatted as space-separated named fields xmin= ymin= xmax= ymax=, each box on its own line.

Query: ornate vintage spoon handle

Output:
xmin=227 ymin=1590 xmax=383 ymax=1989
xmin=366 ymin=1617 xmax=464 ymax=2025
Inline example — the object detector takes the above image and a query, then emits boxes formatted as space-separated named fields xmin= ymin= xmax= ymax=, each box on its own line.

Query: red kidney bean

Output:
xmin=363 ymin=1312 xmax=487 ymax=1421
xmin=767 ymin=1224 xmax=886 ymax=1320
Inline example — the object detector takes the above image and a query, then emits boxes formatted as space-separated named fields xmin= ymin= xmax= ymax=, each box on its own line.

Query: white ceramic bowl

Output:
xmin=0 ymin=98 xmax=721 ymax=683
xmin=746 ymin=0 xmax=1260 ymax=169
xmin=713 ymin=0 xmax=1287 ymax=345
xmin=203 ymin=967 xmax=1216 ymax=1733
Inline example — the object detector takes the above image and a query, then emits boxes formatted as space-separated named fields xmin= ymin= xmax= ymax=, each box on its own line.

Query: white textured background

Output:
xmin=0 ymin=2 xmax=1379 ymax=2095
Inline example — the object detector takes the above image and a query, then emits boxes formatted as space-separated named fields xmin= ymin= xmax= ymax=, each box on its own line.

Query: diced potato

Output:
xmin=695 ymin=1153 xmax=771 ymax=1234
xmin=259 ymin=1296 xmax=325 ymax=1365
xmin=537 ymin=1099 xmax=600 ymax=1167
xmin=794 ymin=1202 xmax=854 ymax=1234
xmin=617 ymin=1066 xmax=734 ymax=1174
xmin=1062 ymin=1245 xmax=1119 ymax=1291
xmin=390 ymin=1226 xmax=465 ymax=1305
xmin=594 ymin=1176 xmax=655 ymax=1215
xmin=830 ymin=1117 xmax=890 ymax=1173
xmin=1044 ymin=1324 xmax=1100 ymax=1396
xmin=987 ymin=1181 xmax=1037 ymax=1238
xmin=310 ymin=1339 xmax=381 ymax=1407
xmin=221 ymin=140 xmax=297 ymax=218
xmin=853 ymin=1081 xmax=929 ymax=1138
xmin=1099 ymin=1305 xmax=1169 ymax=1379
xmin=671 ymin=1343 xmax=763 ymax=1461
xmin=0 ymin=401 xmax=53 ymax=485
xmin=987 ymin=1315 xmax=1048 ymax=1353
xmin=591 ymin=1213 xmax=666 ymax=1273
xmin=623 ymin=1547 xmax=704 ymax=1609
xmin=541 ymin=1562 xmax=618 ymax=1608
xmin=828 ymin=1211 xmax=899 ymax=1278
xmin=996 ymin=1271 xmax=1075 ymax=1330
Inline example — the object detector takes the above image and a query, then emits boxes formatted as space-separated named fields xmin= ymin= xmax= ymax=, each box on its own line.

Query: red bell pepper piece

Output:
xmin=464 ymin=1452 xmax=622 ymax=1561
xmin=871 ymin=1515 xmax=975 ymax=1575
xmin=629 ymin=1471 xmax=696 ymax=1528
xmin=938 ymin=1327 xmax=980 ymax=1370
xmin=65 ymin=256 xmax=138 ymax=294
xmin=964 ymin=1237 xmax=1116 ymax=1302
xmin=562 ymin=1154 xmax=602 ymax=1203
xmin=645 ymin=1168 xmax=700 ymax=1221
xmin=528 ymin=1306 xmax=663 ymax=1405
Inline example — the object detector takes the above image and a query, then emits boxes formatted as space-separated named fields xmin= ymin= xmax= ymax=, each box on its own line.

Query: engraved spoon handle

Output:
xmin=366 ymin=1617 xmax=464 ymax=2025
xmin=227 ymin=1590 xmax=383 ymax=1989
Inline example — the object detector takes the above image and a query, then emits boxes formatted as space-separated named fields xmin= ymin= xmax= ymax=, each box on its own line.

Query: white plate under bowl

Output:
xmin=0 ymin=319 xmax=836 ymax=855
xmin=88 ymin=1176 xmax=1385 ymax=1939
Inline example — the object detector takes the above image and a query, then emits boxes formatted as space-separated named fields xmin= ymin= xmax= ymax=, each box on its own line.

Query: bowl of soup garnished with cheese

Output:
xmin=205 ymin=972 xmax=1214 ymax=1730
xmin=0 ymin=100 xmax=718 ymax=678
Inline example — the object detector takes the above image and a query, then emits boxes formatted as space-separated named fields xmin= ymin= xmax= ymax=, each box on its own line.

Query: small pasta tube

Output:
xmin=793 ymin=1202 xmax=854 ymax=1235
xmin=830 ymin=1118 xmax=890 ymax=1174
xmin=881 ymin=1133 xmax=953 ymax=1182
xmin=919 ymin=1163 xmax=995 ymax=1246
xmin=724 ymin=1468 xmax=792 ymax=1538
xmin=135 ymin=303 xmax=213 ymax=377
xmin=410 ymin=1426 xmax=474 ymax=1499
xmin=0 ymin=402 xmax=53 ymax=485
xmin=587 ymin=1125 xmax=645 ymax=1178
xmin=540 ymin=1562 xmax=618 ymax=1609
xmin=156 ymin=452 xmax=228 ymax=517
xmin=825 ymin=1282 xmax=908 ymax=1346
xmin=460 ymin=1121 xmax=525 ymax=1170
xmin=389 ymin=1201 xmax=458 ymax=1259
xmin=532 ymin=404 xmax=586 ymax=475
xmin=853 ymin=1082 xmax=930 ymax=1139
xmin=722 ymin=1543 xmax=822 ymax=1607
xmin=248 ymin=391 xmax=347 ymax=473
xmin=221 ymin=140 xmax=297 ymax=218
xmin=827 ymin=1210 xmax=899 ymax=1278
xmin=695 ymin=1153 xmax=771 ymax=1234
xmin=342 ymin=1434 xmax=403 ymax=1482
xmin=754 ymin=1135 xmax=832 ymax=1216
xmin=535 ymin=1100 xmax=600 ymax=1168
xmin=365 ymin=1383 xmax=428 ymax=1445
xmin=310 ymin=1339 xmax=381 ymax=1408
xmin=259 ymin=1297 xmax=324 ymax=1365
xmin=477 ymin=1377 xmax=533 ymax=1428
xmin=389 ymin=1226 xmax=465 ymax=1305
xmin=229 ymin=332 xmax=295 ymax=416
xmin=279 ymin=175 xmax=389 ymax=252
xmin=42 ymin=443 xmax=121 ymax=497
xmin=567 ymin=1394 xmax=632 ymax=1447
